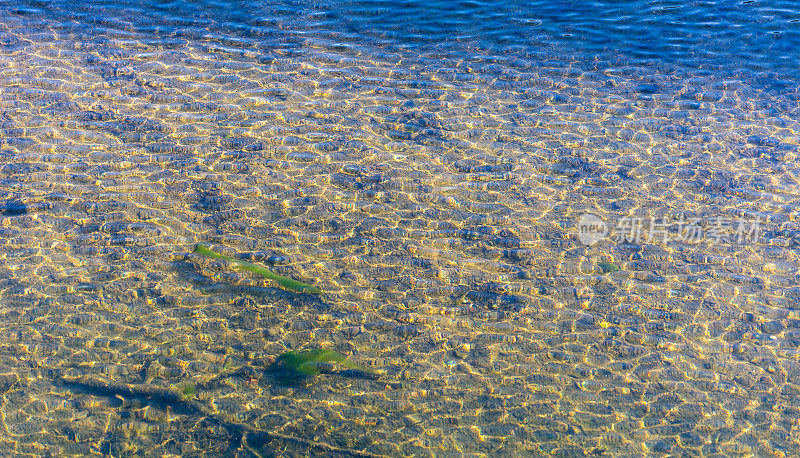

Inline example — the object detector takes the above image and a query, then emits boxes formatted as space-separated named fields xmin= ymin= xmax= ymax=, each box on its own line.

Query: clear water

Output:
xmin=1 ymin=0 xmax=799 ymax=455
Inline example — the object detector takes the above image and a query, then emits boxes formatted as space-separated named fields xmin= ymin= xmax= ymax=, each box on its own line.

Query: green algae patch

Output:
xmin=267 ymin=348 xmax=377 ymax=383
xmin=193 ymin=243 xmax=322 ymax=294
xmin=597 ymin=261 xmax=619 ymax=274
xmin=177 ymin=382 xmax=197 ymax=400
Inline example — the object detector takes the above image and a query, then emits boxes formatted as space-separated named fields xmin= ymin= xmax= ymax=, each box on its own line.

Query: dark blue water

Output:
xmin=8 ymin=0 xmax=800 ymax=83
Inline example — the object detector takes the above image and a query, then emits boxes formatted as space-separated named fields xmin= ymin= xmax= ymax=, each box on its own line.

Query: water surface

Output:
xmin=1 ymin=0 xmax=800 ymax=456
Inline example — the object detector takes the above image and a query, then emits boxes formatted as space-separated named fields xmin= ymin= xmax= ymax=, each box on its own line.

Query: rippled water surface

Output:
xmin=2 ymin=0 xmax=800 ymax=456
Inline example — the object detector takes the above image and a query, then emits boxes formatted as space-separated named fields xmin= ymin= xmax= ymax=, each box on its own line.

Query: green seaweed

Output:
xmin=178 ymin=382 xmax=197 ymax=399
xmin=267 ymin=348 xmax=376 ymax=383
xmin=193 ymin=243 xmax=322 ymax=294
xmin=597 ymin=261 xmax=619 ymax=273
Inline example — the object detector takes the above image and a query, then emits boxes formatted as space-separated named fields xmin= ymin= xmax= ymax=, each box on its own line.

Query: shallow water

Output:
xmin=1 ymin=0 xmax=800 ymax=456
